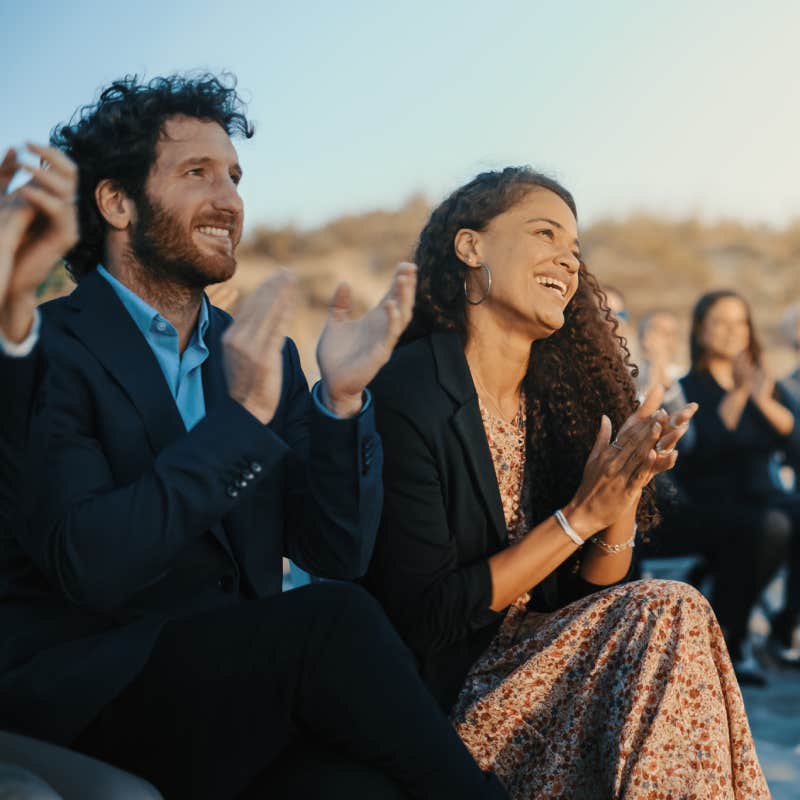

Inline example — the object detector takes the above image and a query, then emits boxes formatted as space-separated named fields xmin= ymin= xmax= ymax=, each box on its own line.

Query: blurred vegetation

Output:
xmin=41 ymin=197 xmax=800 ymax=380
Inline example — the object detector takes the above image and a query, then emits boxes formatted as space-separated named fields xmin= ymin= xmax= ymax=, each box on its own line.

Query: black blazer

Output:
xmin=366 ymin=332 xmax=620 ymax=712
xmin=0 ymin=345 xmax=43 ymax=533
xmin=0 ymin=270 xmax=382 ymax=744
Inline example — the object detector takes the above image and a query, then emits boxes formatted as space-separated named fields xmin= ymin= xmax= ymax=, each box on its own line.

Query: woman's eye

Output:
xmin=230 ymin=173 xmax=241 ymax=185
xmin=537 ymin=229 xmax=554 ymax=240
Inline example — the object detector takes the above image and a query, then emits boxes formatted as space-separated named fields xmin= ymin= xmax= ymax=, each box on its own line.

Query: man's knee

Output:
xmin=0 ymin=765 xmax=62 ymax=800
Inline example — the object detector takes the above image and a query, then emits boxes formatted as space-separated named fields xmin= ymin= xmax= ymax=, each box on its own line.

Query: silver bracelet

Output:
xmin=591 ymin=524 xmax=637 ymax=554
xmin=553 ymin=509 xmax=585 ymax=547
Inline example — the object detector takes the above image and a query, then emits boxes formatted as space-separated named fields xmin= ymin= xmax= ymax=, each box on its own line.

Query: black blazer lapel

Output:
xmin=61 ymin=271 xmax=186 ymax=454
xmin=430 ymin=332 xmax=508 ymax=547
xmin=202 ymin=303 xmax=241 ymax=563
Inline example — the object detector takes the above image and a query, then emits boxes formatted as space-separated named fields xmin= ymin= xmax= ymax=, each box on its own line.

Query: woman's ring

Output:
xmin=610 ymin=440 xmax=624 ymax=451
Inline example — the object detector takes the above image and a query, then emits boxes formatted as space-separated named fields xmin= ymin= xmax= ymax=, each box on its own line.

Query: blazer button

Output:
xmin=235 ymin=478 xmax=247 ymax=489
xmin=227 ymin=486 xmax=239 ymax=498
xmin=250 ymin=461 xmax=263 ymax=474
xmin=218 ymin=574 xmax=236 ymax=592
xmin=242 ymin=470 xmax=255 ymax=481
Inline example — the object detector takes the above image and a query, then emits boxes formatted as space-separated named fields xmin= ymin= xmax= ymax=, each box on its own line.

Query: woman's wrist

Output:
xmin=560 ymin=500 xmax=602 ymax=542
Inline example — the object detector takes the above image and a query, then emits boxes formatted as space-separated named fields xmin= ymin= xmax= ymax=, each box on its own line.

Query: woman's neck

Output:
xmin=706 ymin=357 xmax=734 ymax=390
xmin=464 ymin=324 xmax=531 ymax=422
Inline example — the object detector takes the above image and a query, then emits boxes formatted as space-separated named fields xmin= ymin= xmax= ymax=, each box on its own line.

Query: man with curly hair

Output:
xmin=0 ymin=74 xmax=507 ymax=799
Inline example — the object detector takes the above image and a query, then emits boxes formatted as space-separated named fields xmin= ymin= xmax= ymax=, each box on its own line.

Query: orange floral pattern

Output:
xmin=453 ymin=404 xmax=770 ymax=799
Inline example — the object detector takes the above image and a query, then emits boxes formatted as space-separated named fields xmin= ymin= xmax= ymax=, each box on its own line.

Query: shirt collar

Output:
xmin=97 ymin=264 xmax=209 ymax=346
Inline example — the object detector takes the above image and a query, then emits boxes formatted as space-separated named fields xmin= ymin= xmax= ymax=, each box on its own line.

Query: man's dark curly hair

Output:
xmin=50 ymin=73 xmax=254 ymax=281
xmin=403 ymin=166 xmax=659 ymax=532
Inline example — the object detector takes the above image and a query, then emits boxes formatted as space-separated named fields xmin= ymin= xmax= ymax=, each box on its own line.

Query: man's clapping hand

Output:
xmin=316 ymin=262 xmax=417 ymax=417
xmin=0 ymin=144 xmax=79 ymax=342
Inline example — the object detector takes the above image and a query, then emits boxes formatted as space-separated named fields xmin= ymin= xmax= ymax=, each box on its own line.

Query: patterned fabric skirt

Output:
xmin=452 ymin=579 xmax=770 ymax=799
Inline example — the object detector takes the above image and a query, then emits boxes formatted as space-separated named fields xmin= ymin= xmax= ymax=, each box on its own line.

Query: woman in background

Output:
xmin=366 ymin=168 xmax=768 ymax=798
xmin=662 ymin=291 xmax=800 ymax=676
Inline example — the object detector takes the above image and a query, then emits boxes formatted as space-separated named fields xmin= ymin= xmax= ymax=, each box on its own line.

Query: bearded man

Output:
xmin=0 ymin=75 xmax=507 ymax=800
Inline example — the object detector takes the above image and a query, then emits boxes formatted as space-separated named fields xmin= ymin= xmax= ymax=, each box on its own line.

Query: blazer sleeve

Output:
xmin=23 ymin=352 xmax=285 ymax=611
xmin=369 ymin=404 xmax=502 ymax=656
xmin=0 ymin=348 xmax=43 ymax=531
xmin=278 ymin=339 xmax=382 ymax=579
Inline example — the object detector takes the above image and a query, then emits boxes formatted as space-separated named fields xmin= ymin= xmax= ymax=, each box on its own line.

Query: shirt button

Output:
xmin=218 ymin=574 xmax=235 ymax=592
xmin=155 ymin=321 xmax=168 ymax=332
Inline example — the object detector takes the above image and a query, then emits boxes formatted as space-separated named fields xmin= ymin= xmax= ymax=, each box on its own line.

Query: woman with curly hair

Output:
xmin=365 ymin=168 xmax=769 ymax=798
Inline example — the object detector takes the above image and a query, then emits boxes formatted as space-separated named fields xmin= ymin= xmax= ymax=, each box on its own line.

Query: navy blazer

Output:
xmin=365 ymin=332 xmax=624 ymax=712
xmin=0 ymin=270 xmax=382 ymax=744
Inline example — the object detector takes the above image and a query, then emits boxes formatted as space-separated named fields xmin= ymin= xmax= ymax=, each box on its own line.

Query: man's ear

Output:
xmin=95 ymin=179 xmax=136 ymax=230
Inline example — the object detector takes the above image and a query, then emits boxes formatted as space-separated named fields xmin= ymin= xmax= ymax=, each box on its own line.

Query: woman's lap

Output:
xmin=453 ymin=579 xmax=769 ymax=799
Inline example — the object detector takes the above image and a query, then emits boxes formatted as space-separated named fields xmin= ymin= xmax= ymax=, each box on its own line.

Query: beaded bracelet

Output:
xmin=591 ymin=524 xmax=637 ymax=554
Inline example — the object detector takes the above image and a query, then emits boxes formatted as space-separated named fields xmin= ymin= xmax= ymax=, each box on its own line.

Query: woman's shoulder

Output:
xmin=372 ymin=336 xmax=439 ymax=407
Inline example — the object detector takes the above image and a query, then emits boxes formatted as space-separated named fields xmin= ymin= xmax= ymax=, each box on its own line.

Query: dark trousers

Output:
xmin=73 ymin=583 xmax=505 ymax=800
xmin=641 ymin=498 xmax=793 ymax=656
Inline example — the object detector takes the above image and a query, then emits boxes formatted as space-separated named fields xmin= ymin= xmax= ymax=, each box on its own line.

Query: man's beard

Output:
xmin=129 ymin=194 xmax=238 ymax=290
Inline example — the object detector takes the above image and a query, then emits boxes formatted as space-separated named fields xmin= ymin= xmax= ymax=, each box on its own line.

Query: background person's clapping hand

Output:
xmin=0 ymin=144 xmax=78 ymax=343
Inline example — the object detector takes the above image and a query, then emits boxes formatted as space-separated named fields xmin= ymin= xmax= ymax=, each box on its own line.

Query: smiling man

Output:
xmin=0 ymin=75 xmax=507 ymax=800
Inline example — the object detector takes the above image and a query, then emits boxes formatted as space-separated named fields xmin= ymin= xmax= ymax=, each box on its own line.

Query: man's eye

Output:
xmin=231 ymin=173 xmax=241 ymax=185
xmin=186 ymin=168 xmax=203 ymax=176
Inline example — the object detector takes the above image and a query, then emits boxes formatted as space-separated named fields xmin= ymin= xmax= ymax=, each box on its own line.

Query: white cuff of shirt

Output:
xmin=0 ymin=308 xmax=40 ymax=358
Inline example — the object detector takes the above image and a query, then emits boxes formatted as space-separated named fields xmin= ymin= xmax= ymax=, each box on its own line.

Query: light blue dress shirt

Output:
xmin=98 ymin=265 xmax=370 ymax=429
xmin=98 ymin=266 xmax=210 ymax=431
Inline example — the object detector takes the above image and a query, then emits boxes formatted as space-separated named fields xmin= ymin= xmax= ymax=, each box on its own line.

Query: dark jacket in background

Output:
xmin=674 ymin=370 xmax=800 ymax=501
xmin=0 ymin=270 xmax=382 ymax=745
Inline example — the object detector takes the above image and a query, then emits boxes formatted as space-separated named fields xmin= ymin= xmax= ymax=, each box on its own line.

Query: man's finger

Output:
xmin=26 ymin=143 xmax=78 ymax=184
xmin=17 ymin=184 xmax=74 ymax=224
xmin=19 ymin=164 xmax=73 ymax=201
xmin=328 ymin=282 xmax=352 ymax=322
xmin=0 ymin=148 xmax=17 ymax=195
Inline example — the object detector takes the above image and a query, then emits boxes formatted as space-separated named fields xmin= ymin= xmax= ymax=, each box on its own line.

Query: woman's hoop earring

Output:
xmin=464 ymin=261 xmax=492 ymax=305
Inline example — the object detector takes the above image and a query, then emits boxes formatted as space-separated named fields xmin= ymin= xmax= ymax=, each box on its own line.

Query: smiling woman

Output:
xmin=365 ymin=167 xmax=770 ymax=798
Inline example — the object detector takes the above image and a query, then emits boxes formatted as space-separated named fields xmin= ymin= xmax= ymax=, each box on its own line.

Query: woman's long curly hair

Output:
xmin=403 ymin=166 xmax=659 ymax=532
xmin=689 ymin=290 xmax=763 ymax=372
xmin=51 ymin=73 xmax=254 ymax=282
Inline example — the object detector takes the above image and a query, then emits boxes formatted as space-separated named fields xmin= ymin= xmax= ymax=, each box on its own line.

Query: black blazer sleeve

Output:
xmin=370 ymin=403 xmax=502 ymax=656
xmin=278 ymin=339 xmax=382 ymax=579
xmin=0 ymin=348 xmax=43 ymax=531
xmin=23 ymin=333 xmax=380 ymax=612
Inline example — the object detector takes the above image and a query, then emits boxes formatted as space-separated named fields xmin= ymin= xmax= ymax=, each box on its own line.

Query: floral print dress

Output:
xmin=451 ymin=399 xmax=770 ymax=799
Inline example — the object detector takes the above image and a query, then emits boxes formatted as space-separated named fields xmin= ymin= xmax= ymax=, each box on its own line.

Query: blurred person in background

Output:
xmin=635 ymin=308 xmax=684 ymax=404
xmin=602 ymin=284 xmax=640 ymax=367
xmin=651 ymin=290 xmax=800 ymax=684
xmin=780 ymin=304 xmax=800 ymax=403
xmin=365 ymin=168 xmax=769 ymax=799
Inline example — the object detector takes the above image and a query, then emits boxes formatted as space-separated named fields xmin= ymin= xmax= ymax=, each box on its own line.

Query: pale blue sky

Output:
xmin=3 ymin=0 xmax=799 ymax=230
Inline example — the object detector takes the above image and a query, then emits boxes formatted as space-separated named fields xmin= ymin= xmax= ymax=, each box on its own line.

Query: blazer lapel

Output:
xmin=430 ymin=332 xmax=508 ymax=546
xmin=200 ymin=303 xmax=232 ymax=415
xmin=61 ymin=271 xmax=186 ymax=454
xmin=202 ymin=303 xmax=240 ymax=563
